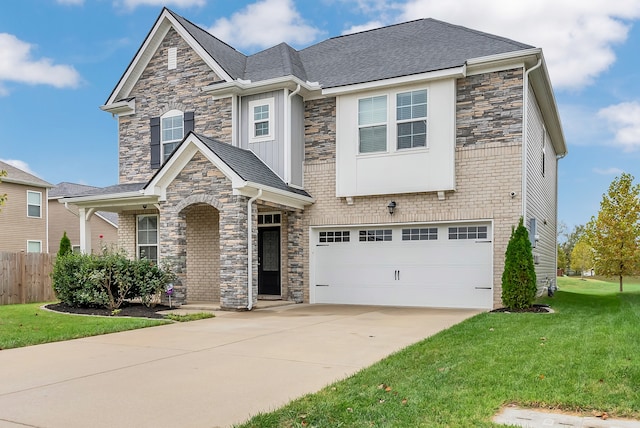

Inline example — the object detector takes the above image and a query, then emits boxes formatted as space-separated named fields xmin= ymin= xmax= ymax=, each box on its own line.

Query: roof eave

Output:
xmin=235 ymin=182 xmax=314 ymax=210
xmin=202 ymin=75 xmax=322 ymax=98
xmin=2 ymin=177 xmax=53 ymax=188
xmin=100 ymin=98 xmax=136 ymax=116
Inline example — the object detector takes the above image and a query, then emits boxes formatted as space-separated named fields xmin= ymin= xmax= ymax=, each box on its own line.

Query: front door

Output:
xmin=258 ymin=227 xmax=281 ymax=295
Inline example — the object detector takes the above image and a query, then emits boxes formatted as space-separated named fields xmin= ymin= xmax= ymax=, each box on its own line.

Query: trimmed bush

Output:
xmin=58 ymin=231 xmax=72 ymax=257
xmin=501 ymin=217 xmax=537 ymax=309
xmin=52 ymin=250 xmax=174 ymax=311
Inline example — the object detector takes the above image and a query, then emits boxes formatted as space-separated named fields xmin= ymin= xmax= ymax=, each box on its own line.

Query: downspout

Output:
xmin=522 ymin=58 xmax=543 ymax=219
xmin=45 ymin=188 xmax=49 ymax=253
xmin=284 ymin=84 xmax=302 ymax=184
xmin=247 ymin=188 xmax=263 ymax=310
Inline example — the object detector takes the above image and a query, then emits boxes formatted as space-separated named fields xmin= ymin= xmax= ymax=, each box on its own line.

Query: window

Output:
xmin=358 ymin=95 xmax=387 ymax=153
xmin=249 ymin=98 xmax=274 ymax=142
xmin=161 ymin=110 xmax=184 ymax=162
xmin=448 ymin=226 xmax=488 ymax=240
xmin=27 ymin=240 xmax=41 ymax=253
xmin=359 ymin=229 xmax=392 ymax=242
xmin=258 ymin=213 xmax=281 ymax=225
xmin=319 ymin=231 xmax=350 ymax=243
xmin=402 ymin=228 xmax=437 ymax=241
xmin=137 ymin=215 xmax=158 ymax=263
xmin=72 ymin=245 xmax=81 ymax=254
xmin=396 ymin=90 xmax=427 ymax=149
xmin=27 ymin=191 xmax=42 ymax=218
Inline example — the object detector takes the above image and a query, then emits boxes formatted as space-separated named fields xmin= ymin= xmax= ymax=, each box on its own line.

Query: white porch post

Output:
xmin=78 ymin=207 xmax=94 ymax=254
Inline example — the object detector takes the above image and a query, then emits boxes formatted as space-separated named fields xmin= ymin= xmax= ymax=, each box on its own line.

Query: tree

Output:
xmin=59 ymin=231 xmax=72 ymax=257
xmin=570 ymin=238 xmax=593 ymax=278
xmin=560 ymin=224 xmax=585 ymax=273
xmin=502 ymin=217 xmax=537 ymax=309
xmin=586 ymin=173 xmax=640 ymax=292
xmin=0 ymin=170 xmax=6 ymax=211
xmin=557 ymin=244 xmax=567 ymax=272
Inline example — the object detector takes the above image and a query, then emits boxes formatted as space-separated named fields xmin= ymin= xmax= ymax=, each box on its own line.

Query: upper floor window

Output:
xmin=27 ymin=191 xmax=42 ymax=218
xmin=357 ymin=89 xmax=428 ymax=154
xmin=358 ymin=95 xmax=387 ymax=153
xmin=396 ymin=90 xmax=427 ymax=149
xmin=249 ymin=98 xmax=274 ymax=143
xmin=161 ymin=110 xmax=184 ymax=162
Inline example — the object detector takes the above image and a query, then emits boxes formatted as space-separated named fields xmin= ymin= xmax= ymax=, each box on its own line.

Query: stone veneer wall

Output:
xmin=186 ymin=204 xmax=220 ymax=303
xmin=159 ymin=152 xmax=255 ymax=309
xmin=118 ymin=28 xmax=232 ymax=184
xmin=301 ymin=69 xmax=525 ymax=308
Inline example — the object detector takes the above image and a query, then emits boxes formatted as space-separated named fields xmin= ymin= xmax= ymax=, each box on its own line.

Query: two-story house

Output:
xmin=0 ymin=160 xmax=53 ymax=253
xmin=65 ymin=8 xmax=566 ymax=310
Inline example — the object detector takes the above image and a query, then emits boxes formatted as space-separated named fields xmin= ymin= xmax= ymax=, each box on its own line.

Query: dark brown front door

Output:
xmin=258 ymin=227 xmax=281 ymax=295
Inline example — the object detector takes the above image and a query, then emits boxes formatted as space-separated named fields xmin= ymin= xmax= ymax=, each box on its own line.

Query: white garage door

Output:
xmin=311 ymin=223 xmax=493 ymax=309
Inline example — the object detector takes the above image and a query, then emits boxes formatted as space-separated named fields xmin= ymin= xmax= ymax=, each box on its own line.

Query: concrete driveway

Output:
xmin=0 ymin=304 xmax=480 ymax=428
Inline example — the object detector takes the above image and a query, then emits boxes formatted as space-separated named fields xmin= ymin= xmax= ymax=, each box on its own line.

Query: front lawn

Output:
xmin=0 ymin=302 xmax=168 ymax=350
xmin=238 ymin=277 xmax=640 ymax=427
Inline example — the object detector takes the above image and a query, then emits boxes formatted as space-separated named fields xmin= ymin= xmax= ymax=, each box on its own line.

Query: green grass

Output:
xmin=0 ymin=302 xmax=169 ymax=350
xmin=237 ymin=277 xmax=640 ymax=427
xmin=165 ymin=312 xmax=215 ymax=322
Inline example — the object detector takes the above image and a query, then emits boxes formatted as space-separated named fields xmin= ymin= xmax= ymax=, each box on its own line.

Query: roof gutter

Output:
xmin=247 ymin=188 xmax=262 ymax=310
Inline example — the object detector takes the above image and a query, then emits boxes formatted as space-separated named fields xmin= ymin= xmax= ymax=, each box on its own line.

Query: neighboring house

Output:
xmin=0 ymin=160 xmax=53 ymax=253
xmin=64 ymin=8 xmax=567 ymax=310
xmin=48 ymin=182 xmax=118 ymax=254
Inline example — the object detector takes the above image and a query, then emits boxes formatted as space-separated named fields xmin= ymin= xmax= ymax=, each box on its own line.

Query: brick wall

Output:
xmin=186 ymin=204 xmax=220 ymax=303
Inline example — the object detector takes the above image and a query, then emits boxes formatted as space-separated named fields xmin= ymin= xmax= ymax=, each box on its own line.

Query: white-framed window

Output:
xmin=359 ymin=229 xmax=392 ymax=242
xmin=161 ymin=109 xmax=184 ymax=162
xmin=319 ymin=231 xmax=350 ymax=243
xmin=357 ymin=88 xmax=428 ymax=154
xmin=137 ymin=215 xmax=158 ymax=263
xmin=249 ymin=98 xmax=274 ymax=143
xmin=258 ymin=213 xmax=281 ymax=225
xmin=402 ymin=228 xmax=437 ymax=241
xmin=358 ymin=95 xmax=387 ymax=153
xmin=448 ymin=226 xmax=488 ymax=240
xmin=396 ymin=89 xmax=427 ymax=149
xmin=27 ymin=240 xmax=42 ymax=253
xmin=72 ymin=245 xmax=81 ymax=254
xmin=27 ymin=191 xmax=42 ymax=218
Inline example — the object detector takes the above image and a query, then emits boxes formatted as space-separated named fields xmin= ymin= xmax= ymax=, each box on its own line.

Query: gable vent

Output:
xmin=168 ymin=47 xmax=177 ymax=70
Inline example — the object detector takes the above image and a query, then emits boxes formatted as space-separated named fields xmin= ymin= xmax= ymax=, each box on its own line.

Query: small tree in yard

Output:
xmin=502 ymin=217 xmax=537 ymax=310
xmin=58 ymin=231 xmax=72 ymax=256
xmin=586 ymin=173 xmax=640 ymax=292
xmin=557 ymin=243 xmax=567 ymax=273
xmin=570 ymin=238 xmax=593 ymax=278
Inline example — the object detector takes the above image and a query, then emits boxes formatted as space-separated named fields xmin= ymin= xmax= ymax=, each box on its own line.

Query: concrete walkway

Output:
xmin=0 ymin=304 xmax=479 ymax=428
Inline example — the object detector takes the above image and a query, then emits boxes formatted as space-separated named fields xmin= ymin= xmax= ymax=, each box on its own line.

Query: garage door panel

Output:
xmin=312 ymin=223 xmax=493 ymax=309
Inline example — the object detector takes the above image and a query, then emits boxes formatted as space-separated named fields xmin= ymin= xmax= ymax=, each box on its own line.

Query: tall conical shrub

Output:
xmin=501 ymin=217 xmax=537 ymax=309
xmin=58 ymin=231 xmax=72 ymax=257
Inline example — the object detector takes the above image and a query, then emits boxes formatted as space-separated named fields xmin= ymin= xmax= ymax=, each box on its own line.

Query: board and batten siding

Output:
xmin=290 ymin=94 xmax=305 ymax=187
xmin=240 ymin=90 xmax=285 ymax=178
xmin=525 ymin=83 xmax=558 ymax=287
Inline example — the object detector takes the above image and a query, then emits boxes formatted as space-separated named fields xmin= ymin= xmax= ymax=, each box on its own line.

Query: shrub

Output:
xmin=52 ymin=250 xmax=173 ymax=311
xmin=501 ymin=217 xmax=537 ymax=309
xmin=58 ymin=231 xmax=72 ymax=257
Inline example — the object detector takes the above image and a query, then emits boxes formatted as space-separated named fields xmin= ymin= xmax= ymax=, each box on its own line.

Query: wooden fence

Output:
xmin=0 ymin=252 xmax=56 ymax=305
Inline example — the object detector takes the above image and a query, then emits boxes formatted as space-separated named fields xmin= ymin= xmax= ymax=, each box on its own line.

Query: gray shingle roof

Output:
xmin=168 ymin=10 xmax=533 ymax=88
xmin=0 ymin=160 xmax=52 ymax=188
xmin=196 ymin=134 xmax=311 ymax=197
xmin=65 ymin=182 xmax=146 ymax=197
xmin=49 ymin=182 xmax=99 ymax=198
xmin=96 ymin=211 xmax=119 ymax=226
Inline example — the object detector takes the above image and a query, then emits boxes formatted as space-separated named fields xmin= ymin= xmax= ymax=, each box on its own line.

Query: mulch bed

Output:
xmin=45 ymin=302 xmax=172 ymax=319
xmin=490 ymin=304 xmax=552 ymax=313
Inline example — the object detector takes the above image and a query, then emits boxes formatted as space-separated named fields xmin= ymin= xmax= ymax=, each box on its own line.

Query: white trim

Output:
xmin=322 ymin=66 xmax=466 ymax=96
xmin=136 ymin=214 xmax=159 ymax=262
xmin=26 ymin=240 xmax=42 ymax=253
xmin=160 ymin=109 xmax=184 ymax=163
xmin=26 ymin=190 xmax=42 ymax=218
xmin=248 ymin=98 xmax=274 ymax=143
xmin=99 ymin=98 xmax=135 ymax=117
xmin=203 ymin=76 xmax=321 ymax=98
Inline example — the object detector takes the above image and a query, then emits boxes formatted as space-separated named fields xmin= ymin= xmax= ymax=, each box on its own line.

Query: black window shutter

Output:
xmin=184 ymin=111 xmax=194 ymax=135
xmin=150 ymin=117 xmax=160 ymax=169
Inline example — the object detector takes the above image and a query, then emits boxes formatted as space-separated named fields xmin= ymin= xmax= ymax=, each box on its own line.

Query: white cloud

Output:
xmin=368 ymin=0 xmax=640 ymax=91
xmin=342 ymin=20 xmax=385 ymax=35
xmin=0 ymin=33 xmax=81 ymax=94
xmin=0 ymin=159 xmax=39 ymax=177
xmin=115 ymin=0 xmax=205 ymax=9
xmin=593 ymin=167 xmax=624 ymax=175
xmin=597 ymin=101 xmax=640 ymax=151
xmin=207 ymin=0 xmax=321 ymax=51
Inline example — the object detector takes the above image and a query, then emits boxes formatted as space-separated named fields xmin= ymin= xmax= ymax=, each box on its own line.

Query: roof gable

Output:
xmin=0 ymin=161 xmax=52 ymax=188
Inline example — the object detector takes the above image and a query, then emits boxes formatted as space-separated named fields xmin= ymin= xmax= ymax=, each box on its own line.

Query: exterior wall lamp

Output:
xmin=387 ymin=201 xmax=396 ymax=215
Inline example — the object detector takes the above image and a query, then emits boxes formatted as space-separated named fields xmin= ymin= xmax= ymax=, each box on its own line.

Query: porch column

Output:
xmin=78 ymin=207 xmax=94 ymax=254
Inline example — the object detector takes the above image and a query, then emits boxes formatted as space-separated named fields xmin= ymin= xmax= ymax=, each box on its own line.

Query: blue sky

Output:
xmin=1 ymin=0 xmax=640 ymax=231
